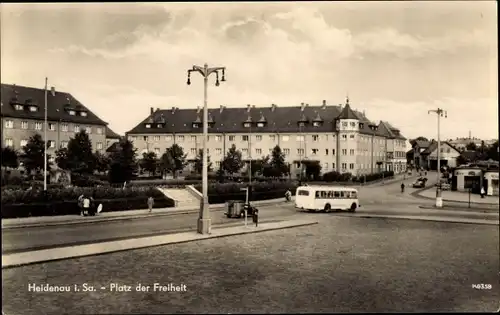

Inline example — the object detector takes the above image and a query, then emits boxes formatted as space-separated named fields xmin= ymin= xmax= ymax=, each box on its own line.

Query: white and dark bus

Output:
xmin=295 ymin=186 xmax=360 ymax=212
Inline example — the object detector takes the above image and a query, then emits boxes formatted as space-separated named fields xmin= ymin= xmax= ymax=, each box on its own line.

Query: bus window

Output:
xmin=351 ymin=191 xmax=357 ymax=198
xmin=327 ymin=191 xmax=334 ymax=198
xmin=340 ymin=191 xmax=348 ymax=198
xmin=298 ymin=190 xmax=309 ymax=196
xmin=321 ymin=191 xmax=328 ymax=198
xmin=334 ymin=191 xmax=340 ymax=198
xmin=315 ymin=191 xmax=320 ymax=198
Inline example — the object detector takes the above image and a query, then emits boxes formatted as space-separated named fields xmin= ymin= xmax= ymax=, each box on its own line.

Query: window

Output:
xmin=35 ymin=122 xmax=43 ymax=130
xmin=156 ymin=124 xmax=162 ymax=128
xmin=14 ymin=104 xmax=23 ymax=110
xmin=145 ymin=124 xmax=151 ymax=128
xmin=5 ymin=120 xmax=14 ymax=128
xmin=68 ymin=110 xmax=76 ymax=116
xmin=351 ymin=191 xmax=357 ymax=198
xmin=192 ymin=123 xmax=200 ymax=128
xmin=332 ymin=163 xmax=335 ymax=169
xmin=242 ymin=148 xmax=248 ymax=155
xmin=97 ymin=142 xmax=103 ymax=150
xmin=215 ymin=161 xmax=221 ymax=167
xmin=29 ymin=106 xmax=37 ymax=112
xmin=255 ymin=148 xmax=262 ymax=155
xmin=269 ymin=135 xmax=276 ymax=141
xmin=283 ymin=148 xmax=290 ymax=155
xmin=312 ymin=135 xmax=319 ymax=141
xmin=313 ymin=121 xmax=321 ymax=127
xmin=242 ymin=135 xmax=249 ymax=141
xmin=350 ymin=122 xmax=356 ymax=127
xmin=325 ymin=149 xmax=329 ymax=155
xmin=342 ymin=149 xmax=347 ymax=155
xmin=228 ymin=135 xmax=235 ymax=141
xmin=62 ymin=124 xmax=68 ymax=132
xmin=47 ymin=140 xmax=55 ymax=148
xmin=154 ymin=148 xmax=160 ymax=155
xmin=311 ymin=149 xmax=318 ymax=155
xmin=21 ymin=121 xmax=28 ymax=129
xmin=48 ymin=123 xmax=55 ymax=130
xmin=334 ymin=191 xmax=341 ymax=198
xmin=342 ymin=122 xmax=348 ymax=127
xmin=349 ymin=163 xmax=355 ymax=169
xmin=143 ymin=136 xmax=149 ymax=141
xmin=74 ymin=125 xmax=80 ymax=133
xmin=332 ymin=149 xmax=335 ymax=155
xmin=350 ymin=149 xmax=355 ymax=155
xmin=342 ymin=163 xmax=347 ymax=169
xmin=297 ymin=190 xmax=310 ymax=196
xmin=244 ymin=122 xmax=251 ymax=128
xmin=257 ymin=122 xmax=264 ymax=128
xmin=177 ymin=135 xmax=185 ymax=142
xmin=256 ymin=135 xmax=262 ymax=141
xmin=166 ymin=135 xmax=173 ymax=141
xmin=350 ymin=134 xmax=355 ymax=139
xmin=20 ymin=139 xmax=28 ymax=147
xmin=282 ymin=135 xmax=289 ymax=142
xmin=342 ymin=134 xmax=347 ymax=140
xmin=190 ymin=135 xmax=196 ymax=142
xmin=216 ymin=148 xmax=222 ymax=155
xmin=297 ymin=135 xmax=305 ymax=142
xmin=154 ymin=136 xmax=160 ymax=141
xmin=80 ymin=111 xmax=88 ymax=117
xmin=440 ymin=148 xmax=444 ymax=153
xmin=61 ymin=141 xmax=68 ymax=148
xmin=85 ymin=127 xmax=92 ymax=134
xmin=5 ymin=138 xmax=13 ymax=147
xmin=190 ymin=148 xmax=197 ymax=155
xmin=97 ymin=127 xmax=103 ymax=134
xmin=215 ymin=135 xmax=222 ymax=142
xmin=297 ymin=148 xmax=305 ymax=155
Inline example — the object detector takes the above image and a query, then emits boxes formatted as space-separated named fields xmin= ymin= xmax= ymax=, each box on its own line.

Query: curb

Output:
xmin=417 ymin=205 xmax=498 ymax=212
xmin=1 ymin=200 xmax=288 ymax=230
xmin=410 ymin=188 xmax=499 ymax=207
xmin=347 ymin=214 xmax=498 ymax=226
xmin=1 ymin=220 xmax=318 ymax=269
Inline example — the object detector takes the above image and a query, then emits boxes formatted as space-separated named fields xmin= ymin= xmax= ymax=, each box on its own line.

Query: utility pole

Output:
xmin=187 ymin=64 xmax=226 ymax=234
xmin=43 ymin=77 xmax=48 ymax=191
xmin=428 ymin=108 xmax=447 ymax=208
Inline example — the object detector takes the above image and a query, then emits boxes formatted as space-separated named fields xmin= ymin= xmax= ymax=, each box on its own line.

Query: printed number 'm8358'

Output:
xmin=472 ymin=284 xmax=492 ymax=290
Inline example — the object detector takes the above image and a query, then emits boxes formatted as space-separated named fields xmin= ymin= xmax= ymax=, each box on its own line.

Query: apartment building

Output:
xmin=1 ymin=83 xmax=119 ymax=161
xmin=126 ymin=98 xmax=408 ymax=176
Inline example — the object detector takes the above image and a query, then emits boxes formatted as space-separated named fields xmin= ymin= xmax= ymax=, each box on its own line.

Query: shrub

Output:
xmin=323 ymin=171 xmax=394 ymax=183
xmin=71 ymin=174 xmax=109 ymax=187
xmin=129 ymin=179 xmax=200 ymax=188
xmin=1 ymin=186 xmax=175 ymax=218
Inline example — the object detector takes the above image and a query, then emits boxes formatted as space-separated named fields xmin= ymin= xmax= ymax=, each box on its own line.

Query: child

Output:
xmin=147 ymin=196 xmax=154 ymax=213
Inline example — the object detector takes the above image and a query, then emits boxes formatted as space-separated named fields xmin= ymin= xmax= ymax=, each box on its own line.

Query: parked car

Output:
xmin=412 ymin=177 xmax=428 ymax=188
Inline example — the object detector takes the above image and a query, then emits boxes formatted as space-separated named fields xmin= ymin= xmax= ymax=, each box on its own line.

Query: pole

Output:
xmin=371 ymin=131 xmax=374 ymax=174
xmin=249 ymin=124 xmax=252 ymax=183
xmin=245 ymin=188 xmax=248 ymax=228
xmin=468 ymin=188 xmax=471 ymax=208
xmin=436 ymin=109 xmax=442 ymax=207
xmin=43 ymin=77 xmax=48 ymax=191
xmin=201 ymin=64 xmax=210 ymax=233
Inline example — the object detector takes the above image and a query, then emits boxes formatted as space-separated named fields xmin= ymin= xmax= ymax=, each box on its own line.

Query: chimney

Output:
xmin=252 ymin=104 xmax=256 ymax=109
xmin=197 ymin=106 xmax=201 ymax=113
xmin=271 ymin=104 xmax=277 ymax=112
xmin=150 ymin=107 xmax=154 ymax=115
xmin=171 ymin=107 xmax=176 ymax=114
xmin=301 ymin=102 xmax=305 ymax=111
xmin=247 ymin=104 xmax=251 ymax=112
xmin=322 ymin=100 xmax=326 ymax=109
xmin=220 ymin=105 xmax=224 ymax=113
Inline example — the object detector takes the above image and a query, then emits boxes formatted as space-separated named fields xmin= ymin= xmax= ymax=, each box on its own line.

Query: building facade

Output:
xmin=126 ymin=98 xmax=408 ymax=176
xmin=1 ymin=83 xmax=118 ymax=161
xmin=420 ymin=141 xmax=461 ymax=170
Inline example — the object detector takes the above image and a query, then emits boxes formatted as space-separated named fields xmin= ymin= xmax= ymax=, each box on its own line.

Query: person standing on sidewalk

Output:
xmin=480 ymin=187 xmax=486 ymax=198
xmin=147 ymin=196 xmax=154 ymax=213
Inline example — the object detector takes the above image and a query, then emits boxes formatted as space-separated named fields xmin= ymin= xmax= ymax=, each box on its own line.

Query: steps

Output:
xmin=158 ymin=188 xmax=200 ymax=208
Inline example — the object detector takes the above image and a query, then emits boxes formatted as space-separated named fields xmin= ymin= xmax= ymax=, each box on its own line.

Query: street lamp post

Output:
xmin=369 ymin=123 xmax=378 ymax=174
xmin=428 ymin=108 xmax=447 ymax=208
xmin=43 ymin=77 xmax=48 ymax=191
xmin=187 ymin=63 xmax=226 ymax=234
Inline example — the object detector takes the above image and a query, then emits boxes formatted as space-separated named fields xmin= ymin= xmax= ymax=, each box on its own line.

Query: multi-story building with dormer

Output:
xmin=126 ymin=98 xmax=408 ymax=176
xmin=1 ymin=83 xmax=120 ymax=162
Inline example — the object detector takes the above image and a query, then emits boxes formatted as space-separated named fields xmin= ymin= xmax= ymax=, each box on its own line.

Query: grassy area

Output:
xmin=2 ymin=216 xmax=498 ymax=314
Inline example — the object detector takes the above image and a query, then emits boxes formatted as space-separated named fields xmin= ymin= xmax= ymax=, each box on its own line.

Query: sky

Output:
xmin=1 ymin=1 xmax=498 ymax=141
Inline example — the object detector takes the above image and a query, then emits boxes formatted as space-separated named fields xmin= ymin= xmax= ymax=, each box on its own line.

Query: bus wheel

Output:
xmin=324 ymin=204 xmax=331 ymax=213
xmin=349 ymin=203 xmax=357 ymax=212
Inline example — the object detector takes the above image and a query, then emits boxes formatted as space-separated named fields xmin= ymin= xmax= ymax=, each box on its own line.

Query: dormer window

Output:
xmin=14 ymin=104 xmax=23 ymax=110
xmin=313 ymin=121 xmax=321 ymax=127
xmin=157 ymin=124 xmax=162 ymax=128
xmin=29 ymin=106 xmax=38 ymax=112
xmin=298 ymin=122 xmax=305 ymax=127
xmin=342 ymin=122 xmax=348 ymax=127
xmin=359 ymin=123 xmax=364 ymax=129
xmin=145 ymin=124 xmax=151 ymax=128
xmin=68 ymin=110 xmax=76 ymax=116
xmin=350 ymin=122 xmax=356 ymax=127
xmin=257 ymin=122 xmax=265 ymax=128
xmin=244 ymin=122 xmax=251 ymax=128
xmin=80 ymin=111 xmax=88 ymax=117
xmin=192 ymin=123 xmax=200 ymax=128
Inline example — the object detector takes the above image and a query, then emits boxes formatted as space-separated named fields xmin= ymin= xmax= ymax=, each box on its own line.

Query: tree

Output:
xmin=267 ymin=145 xmax=289 ymax=177
xmin=249 ymin=156 xmax=269 ymax=177
xmin=415 ymin=136 xmax=428 ymax=141
xmin=55 ymin=147 xmax=71 ymax=170
xmin=466 ymin=142 xmax=477 ymax=151
xmin=486 ymin=141 xmax=499 ymax=161
xmin=108 ymin=139 xmax=138 ymax=184
xmin=140 ymin=151 xmax=158 ymax=176
xmin=94 ymin=151 xmax=110 ymax=173
xmin=1 ymin=147 xmax=19 ymax=171
xmin=221 ymin=144 xmax=244 ymax=176
xmin=64 ymin=130 xmax=96 ymax=174
xmin=193 ymin=149 xmax=213 ymax=174
xmin=160 ymin=144 xmax=187 ymax=178
xmin=21 ymin=133 xmax=51 ymax=175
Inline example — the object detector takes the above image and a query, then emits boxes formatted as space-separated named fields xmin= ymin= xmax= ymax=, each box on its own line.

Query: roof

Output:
xmin=106 ymin=141 xmax=120 ymax=153
xmin=421 ymin=141 xmax=461 ymax=155
xmin=105 ymin=127 xmax=121 ymax=139
xmin=126 ymin=102 xmax=403 ymax=139
xmin=414 ymin=140 xmax=431 ymax=149
xmin=460 ymin=150 xmax=479 ymax=161
xmin=335 ymin=99 xmax=358 ymax=120
xmin=377 ymin=121 xmax=406 ymax=140
xmin=1 ymin=83 xmax=107 ymax=125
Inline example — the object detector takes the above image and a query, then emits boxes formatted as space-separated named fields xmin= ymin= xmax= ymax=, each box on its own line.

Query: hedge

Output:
xmin=322 ymin=171 xmax=395 ymax=183
xmin=1 ymin=186 xmax=175 ymax=219
xmin=193 ymin=181 xmax=297 ymax=204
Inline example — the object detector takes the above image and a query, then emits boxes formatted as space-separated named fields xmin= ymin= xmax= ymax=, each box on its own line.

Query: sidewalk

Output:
xmin=2 ymin=219 xmax=318 ymax=268
xmin=416 ymin=187 xmax=499 ymax=205
xmin=1 ymin=197 xmax=289 ymax=229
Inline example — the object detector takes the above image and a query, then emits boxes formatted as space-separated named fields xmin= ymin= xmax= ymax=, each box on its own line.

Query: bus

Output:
xmin=294 ymin=186 xmax=360 ymax=212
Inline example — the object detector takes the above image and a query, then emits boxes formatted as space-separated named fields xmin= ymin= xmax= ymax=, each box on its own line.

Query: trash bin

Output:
xmin=225 ymin=200 xmax=244 ymax=218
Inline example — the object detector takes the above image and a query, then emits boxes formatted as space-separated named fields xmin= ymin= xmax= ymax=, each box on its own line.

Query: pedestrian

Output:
xmin=480 ymin=187 xmax=485 ymax=198
xmin=78 ymin=194 xmax=85 ymax=216
xmin=284 ymin=189 xmax=291 ymax=202
xmin=82 ymin=195 xmax=91 ymax=216
xmin=147 ymin=196 xmax=154 ymax=213
xmin=401 ymin=182 xmax=405 ymax=193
